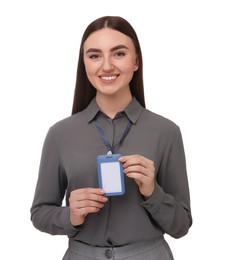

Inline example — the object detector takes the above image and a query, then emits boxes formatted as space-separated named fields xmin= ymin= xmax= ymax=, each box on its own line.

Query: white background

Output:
xmin=0 ymin=0 xmax=224 ymax=259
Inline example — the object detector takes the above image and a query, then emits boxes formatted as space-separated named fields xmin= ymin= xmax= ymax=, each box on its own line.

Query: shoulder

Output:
xmin=47 ymin=110 xmax=88 ymax=137
xmin=49 ymin=98 xmax=98 ymax=133
xmin=140 ymin=108 xmax=180 ymax=135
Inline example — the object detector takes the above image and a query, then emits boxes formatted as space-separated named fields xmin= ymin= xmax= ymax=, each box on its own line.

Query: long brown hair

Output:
xmin=71 ymin=16 xmax=145 ymax=115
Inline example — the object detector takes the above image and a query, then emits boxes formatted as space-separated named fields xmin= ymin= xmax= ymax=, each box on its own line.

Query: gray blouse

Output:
xmin=30 ymin=97 xmax=192 ymax=246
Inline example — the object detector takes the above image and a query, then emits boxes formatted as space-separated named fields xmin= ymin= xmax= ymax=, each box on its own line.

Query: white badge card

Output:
xmin=97 ymin=154 xmax=125 ymax=196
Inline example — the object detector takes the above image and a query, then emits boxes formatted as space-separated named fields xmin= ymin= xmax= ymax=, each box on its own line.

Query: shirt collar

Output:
xmin=124 ymin=97 xmax=143 ymax=124
xmin=86 ymin=98 xmax=100 ymax=122
xmin=86 ymin=97 xmax=143 ymax=124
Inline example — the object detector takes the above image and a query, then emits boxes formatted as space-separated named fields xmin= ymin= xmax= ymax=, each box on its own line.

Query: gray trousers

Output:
xmin=62 ymin=236 xmax=174 ymax=260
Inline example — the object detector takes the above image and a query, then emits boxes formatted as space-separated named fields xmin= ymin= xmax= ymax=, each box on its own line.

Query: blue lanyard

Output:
xmin=95 ymin=119 xmax=132 ymax=154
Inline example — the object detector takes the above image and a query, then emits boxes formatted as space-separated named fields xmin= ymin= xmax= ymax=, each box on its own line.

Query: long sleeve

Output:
xmin=30 ymin=127 xmax=78 ymax=237
xmin=141 ymin=127 xmax=192 ymax=238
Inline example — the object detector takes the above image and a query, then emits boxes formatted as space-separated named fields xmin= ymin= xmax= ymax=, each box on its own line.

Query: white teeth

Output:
xmin=101 ymin=76 xmax=116 ymax=80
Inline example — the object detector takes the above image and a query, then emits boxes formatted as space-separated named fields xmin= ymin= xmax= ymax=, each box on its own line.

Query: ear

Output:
xmin=134 ymin=56 xmax=139 ymax=71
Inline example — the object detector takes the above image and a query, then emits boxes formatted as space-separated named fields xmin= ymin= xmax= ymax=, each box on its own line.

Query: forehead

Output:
xmin=83 ymin=28 xmax=135 ymax=50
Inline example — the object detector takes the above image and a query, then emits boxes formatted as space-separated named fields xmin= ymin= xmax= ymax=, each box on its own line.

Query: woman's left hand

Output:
xmin=119 ymin=155 xmax=155 ymax=198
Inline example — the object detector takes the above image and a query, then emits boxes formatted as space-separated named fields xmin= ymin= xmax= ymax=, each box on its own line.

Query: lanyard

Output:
xmin=95 ymin=119 xmax=132 ymax=154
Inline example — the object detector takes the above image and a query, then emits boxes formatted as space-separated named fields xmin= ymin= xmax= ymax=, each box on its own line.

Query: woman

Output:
xmin=31 ymin=16 xmax=192 ymax=259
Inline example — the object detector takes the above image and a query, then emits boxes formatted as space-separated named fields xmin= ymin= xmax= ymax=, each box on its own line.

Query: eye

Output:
xmin=89 ymin=54 xmax=100 ymax=60
xmin=115 ymin=51 xmax=125 ymax=57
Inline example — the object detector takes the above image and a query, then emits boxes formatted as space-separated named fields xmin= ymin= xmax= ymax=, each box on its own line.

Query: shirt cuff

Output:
xmin=60 ymin=207 xmax=81 ymax=234
xmin=140 ymin=182 xmax=164 ymax=209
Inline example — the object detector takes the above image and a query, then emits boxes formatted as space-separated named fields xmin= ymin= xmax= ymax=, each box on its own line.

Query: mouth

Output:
xmin=99 ymin=74 xmax=119 ymax=81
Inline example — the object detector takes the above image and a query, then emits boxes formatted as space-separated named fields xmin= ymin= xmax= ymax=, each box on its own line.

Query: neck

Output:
xmin=96 ymin=92 xmax=132 ymax=119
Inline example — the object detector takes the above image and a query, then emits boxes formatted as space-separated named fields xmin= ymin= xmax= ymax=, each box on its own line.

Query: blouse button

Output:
xmin=105 ymin=248 xmax=113 ymax=259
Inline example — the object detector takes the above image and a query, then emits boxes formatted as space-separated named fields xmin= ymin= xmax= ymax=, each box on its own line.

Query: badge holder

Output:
xmin=97 ymin=153 xmax=125 ymax=196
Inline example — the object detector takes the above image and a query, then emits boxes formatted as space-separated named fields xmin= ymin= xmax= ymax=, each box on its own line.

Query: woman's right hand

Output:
xmin=69 ymin=188 xmax=108 ymax=227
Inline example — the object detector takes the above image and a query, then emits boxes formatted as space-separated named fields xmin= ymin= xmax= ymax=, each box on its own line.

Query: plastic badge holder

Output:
xmin=97 ymin=154 xmax=125 ymax=196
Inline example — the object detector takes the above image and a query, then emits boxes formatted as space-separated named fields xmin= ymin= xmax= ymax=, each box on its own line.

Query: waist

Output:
xmin=68 ymin=236 xmax=164 ymax=259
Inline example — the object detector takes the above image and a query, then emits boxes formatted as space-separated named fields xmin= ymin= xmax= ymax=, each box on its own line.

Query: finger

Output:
xmin=74 ymin=188 xmax=105 ymax=196
xmin=76 ymin=193 xmax=108 ymax=203
xmin=126 ymin=171 xmax=148 ymax=183
xmin=119 ymin=155 xmax=139 ymax=164
xmin=70 ymin=205 xmax=101 ymax=221
xmin=124 ymin=165 xmax=148 ymax=176
xmin=120 ymin=155 xmax=150 ymax=168
xmin=75 ymin=200 xmax=105 ymax=209
xmin=77 ymin=206 xmax=101 ymax=216
xmin=71 ymin=188 xmax=107 ymax=202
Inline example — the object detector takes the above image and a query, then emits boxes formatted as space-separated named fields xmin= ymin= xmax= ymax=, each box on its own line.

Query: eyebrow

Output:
xmin=85 ymin=45 xmax=129 ymax=54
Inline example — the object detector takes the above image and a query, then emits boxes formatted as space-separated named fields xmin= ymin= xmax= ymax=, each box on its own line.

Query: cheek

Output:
xmin=84 ymin=62 xmax=96 ymax=79
xmin=85 ymin=59 xmax=102 ymax=74
xmin=85 ymin=67 xmax=93 ymax=78
xmin=121 ymin=64 xmax=137 ymax=77
xmin=119 ymin=57 xmax=138 ymax=73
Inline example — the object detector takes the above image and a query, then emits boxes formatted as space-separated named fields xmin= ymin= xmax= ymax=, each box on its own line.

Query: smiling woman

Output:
xmin=72 ymin=16 xmax=145 ymax=114
xmin=30 ymin=16 xmax=192 ymax=260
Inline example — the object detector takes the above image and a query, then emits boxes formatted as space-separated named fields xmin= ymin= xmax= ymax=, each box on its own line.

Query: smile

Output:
xmin=100 ymin=75 xmax=118 ymax=81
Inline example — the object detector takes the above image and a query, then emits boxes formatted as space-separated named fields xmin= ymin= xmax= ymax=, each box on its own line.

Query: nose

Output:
xmin=102 ymin=57 xmax=114 ymax=71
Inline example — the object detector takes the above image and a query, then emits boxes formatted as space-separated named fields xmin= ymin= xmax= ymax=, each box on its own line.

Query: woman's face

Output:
xmin=83 ymin=28 xmax=139 ymax=97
